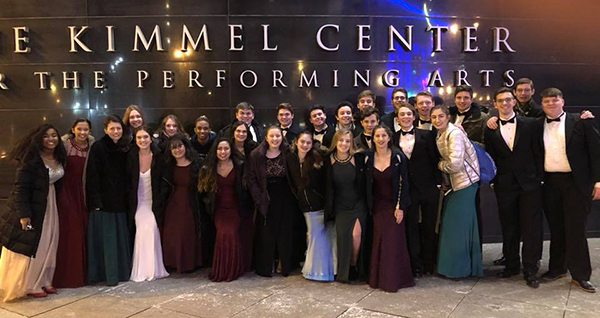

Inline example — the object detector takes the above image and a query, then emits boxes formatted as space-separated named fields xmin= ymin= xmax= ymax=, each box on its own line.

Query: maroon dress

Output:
xmin=209 ymin=170 xmax=245 ymax=282
xmin=369 ymin=166 xmax=415 ymax=292
xmin=162 ymin=165 xmax=202 ymax=273
xmin=54 ymin=141 xmax=88 ymax=288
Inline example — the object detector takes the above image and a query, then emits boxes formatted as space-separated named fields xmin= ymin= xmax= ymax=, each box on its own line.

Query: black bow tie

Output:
xmin=419 ymin=119 xmax=431 ymax=124
xmin=364 ymin=135 xmax=372 ymax=141
xmin=401 ymin=129 xmax=415 ymax=136
xmin=546 ymin=113 xmax=564 ymax=123
xmin=281 ymin=127 xmax=289 ymax=131
xmin=500 ymin=117 xmax=515 ymax=125
xmin=314 ymin=129 xmax=326 ymax=136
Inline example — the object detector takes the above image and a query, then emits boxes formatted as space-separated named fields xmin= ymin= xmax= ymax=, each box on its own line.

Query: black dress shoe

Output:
xmin=540 ymin=271 xmax=567 ymax=282
xmin=493 ymin=255 xmax=506 ymax=266
xmin=572 ymin=279 xmax=596 ymax=293
xmin=524 ymin=273 xmax=540 ymax=288
xmin=497 ymin=268 xmax=520 ymax=278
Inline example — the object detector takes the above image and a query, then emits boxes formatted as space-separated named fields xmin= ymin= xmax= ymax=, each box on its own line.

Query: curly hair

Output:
xmin=197 ymin=137 xmax=242 ymax=193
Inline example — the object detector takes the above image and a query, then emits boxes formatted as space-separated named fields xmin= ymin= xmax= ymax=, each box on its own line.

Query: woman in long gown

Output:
xmin=0 ymin=124 xmax=66 ymax=301
xmin=431 ymin=105 xmax=483 ymax=278
xmin=324 ymin=129 xmax=368 ymax=283
xmin=198 ymin=138 xmax=248 ymax=282
xmin=229 ymin=121 xmax=257 ymax=271
xmin=54 ymin=118 xmax=94 ymax=288
xmin=366 ymin=125 xmax=414 ymax=292
xmin=157 ymin=134 xmax=202 ymax=273
xmin=128 ymin=126 xmax=169 ymax=282
xmin=86 ymin=115 xmax=132 ymax=286
xmin=247 ymin=126 xmax=297 ymax=277
xmin=287 ymin=132 xmax=336 ymax=281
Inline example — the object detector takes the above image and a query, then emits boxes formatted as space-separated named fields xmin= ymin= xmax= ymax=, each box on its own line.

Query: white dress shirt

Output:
xmin=393 ymin=118 xmax=401 ymax=133
xmin=417 ymin=117 xmax=432 ymax=131
xmin=399 ymin=126 xmax=416 ymax=159
xmin=249 ymin=124 xmax=258 ymax=142
xmin=454 ymin=107 xmax=471 ymax=125
xmin=313 ymin=124 xmax=328 ymax=144
xmin=543 ymin=112 xmax=571 ymax=172
xmin=499 ymin=113 xmax=516 ymax=151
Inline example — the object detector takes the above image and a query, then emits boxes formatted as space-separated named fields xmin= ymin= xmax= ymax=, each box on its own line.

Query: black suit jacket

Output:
xmin=281 ymin=122 xmax=302 ymax=144
xmin=539 ymin=113 xmax=600 ymax=197
xmin=392 ymin=129 xmax=441 ymax=194
xmin=381 ymin=112 xmax=399 ymax=133
xmin=484 ymin=116 xmax=544 ymax=192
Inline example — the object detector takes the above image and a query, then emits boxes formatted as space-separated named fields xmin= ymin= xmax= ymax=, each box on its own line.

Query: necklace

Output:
xmin=333 ymin=152 xmax=351 ymax=164
xmin=71 ymin=138 xmax=89 ymax=152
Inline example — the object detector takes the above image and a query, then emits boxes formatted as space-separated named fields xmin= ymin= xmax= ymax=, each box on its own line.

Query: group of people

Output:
xmin=0 ymin=77 xmax=598 ymax=303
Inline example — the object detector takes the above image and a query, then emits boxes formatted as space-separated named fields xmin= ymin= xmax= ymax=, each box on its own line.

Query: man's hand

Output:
xmin=487 ymin=116 xmax=499 ymax=130
xmin=592 ymin=186 xmax=600 ymax=201
xmin=581 ymin=110 xmax=595 ymax=119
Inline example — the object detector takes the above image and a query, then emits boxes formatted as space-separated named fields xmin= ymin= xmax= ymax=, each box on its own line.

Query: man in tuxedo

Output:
xmin=219 ymin=101 xmax=264 ymax=143
xmin=357 ymin=89 xmax=376 ymax=112
xmin=392 ymin=102 xmax=441 ymax=277
xmin=414 ymin=91 xmax=435 ymax=131
xmin=354 ymin=106 xmax=379 ymax=151
xmin=484 ymin=87 xmax=544 ymax=288
xmin=380 ymin=87 xmax=408 ymax=133
xmin=277 ymin=102 xmax=301 ymax=144
xmin=308 ymin=105 xmax=334 ymax=148
xmin=450 ymin=85 xmax=489 ymax=147
xmin=538 ymin=88 xmax=600 ymax=293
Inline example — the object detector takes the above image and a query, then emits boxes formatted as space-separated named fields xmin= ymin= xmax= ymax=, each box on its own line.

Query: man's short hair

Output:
xmin=195 ymin=115 xmax=210 ymax=126
xmin=336 ymin=101 xmax=354 ymax=116
xmin=515 ymin=78 xmax=535 ymax=90
xmin=397 ymin=101 xmax=416 ymax=116
xmin=277 ymin=102 xmax=294 ymax=115
xmin=391 ymin=87 xmax=408 ymax=100
xmin=309 ymin=104 xmax=325 ymax=115
xmin=415 ymin=90 xmax=434 ymax=103
xmin=236 ymin=101 xmax=254 ymax=114
xmin=359 ymin=106 xmax=380 ymax=121
xmin=358 ymin=89 xmax=376 ymax=101
xmin=454 ymin=85 xmax=473 ymax=98
xmin=540 ymin=87 xmax=563 ymax=99
xmin=493 ymin=87 xmax=516 ymax=101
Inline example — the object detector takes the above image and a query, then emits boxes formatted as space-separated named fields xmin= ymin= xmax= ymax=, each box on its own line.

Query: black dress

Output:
xmin=254 ymin=154 xmax=296 ymax=277
xmin=331 ymin=160 xmax=368 ymax=282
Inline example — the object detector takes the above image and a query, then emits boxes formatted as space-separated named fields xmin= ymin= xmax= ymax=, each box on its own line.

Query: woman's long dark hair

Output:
xmin=67 ymin=118 xmax=92 ymax=137
xmin=230 ymin=120 xmax=257 ymax=157
xmin=9 ymin=124 xmax=67 ymax=165
xmin=198 ymin=137 xmax=242 ymax=193
xmin=291 ymin=131 xmax=323 ymax=187
xmin=163 ymin=133 xmax=197 ymax=165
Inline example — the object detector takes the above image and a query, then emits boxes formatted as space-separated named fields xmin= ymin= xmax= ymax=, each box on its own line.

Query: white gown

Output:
xmin=130 ymin=169 xmax=169 ymax=282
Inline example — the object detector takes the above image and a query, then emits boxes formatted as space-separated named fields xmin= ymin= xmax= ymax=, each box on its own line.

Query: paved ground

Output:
xmin=1 ymin=240 xmax=599 ymax=318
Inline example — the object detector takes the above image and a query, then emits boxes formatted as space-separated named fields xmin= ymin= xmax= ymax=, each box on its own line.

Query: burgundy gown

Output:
xmin=209 ymin=170 xmax=245 ymax=282
xmin=54 ymin=141 xmax=88 ymax=288
xmin=369 ymin=166 xmax=415 ymax=292
xmin=162 ymin=165 xmax=202 ymax=273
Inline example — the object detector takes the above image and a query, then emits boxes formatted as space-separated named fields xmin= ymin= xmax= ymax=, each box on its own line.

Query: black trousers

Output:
xmin=406 ymin=185 xmax=440 ymax=272
xmin=495 ymin=183 xmax=543 ymax=274
xmin=543 ymin=172 xmax=592 ymax=281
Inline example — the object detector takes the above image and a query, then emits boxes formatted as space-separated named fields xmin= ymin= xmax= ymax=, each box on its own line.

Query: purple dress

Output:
xmin=369 ymin=166 xmax=415 ymax=292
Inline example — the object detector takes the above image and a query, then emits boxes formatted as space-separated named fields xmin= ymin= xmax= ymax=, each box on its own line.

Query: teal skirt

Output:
xmin=437 ymin=183 xmax=483 ymax=278
xmin=87 ymin=210 xmax=132 ymax=286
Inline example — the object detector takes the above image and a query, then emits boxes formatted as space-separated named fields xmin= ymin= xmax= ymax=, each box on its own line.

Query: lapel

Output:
xmin=494 ymin=122 xmax=512 ymax=153
xmin=565 ymin=113 xmax=575 ymax=148
xmin=512 ymin=116 xmax=523 ymax=151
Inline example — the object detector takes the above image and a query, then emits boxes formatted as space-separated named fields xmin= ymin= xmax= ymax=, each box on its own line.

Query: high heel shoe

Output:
xmin=27 ymin=291 xmax=48 ymax=298
xmin=42 ymin=286 xmax=57 ymax=294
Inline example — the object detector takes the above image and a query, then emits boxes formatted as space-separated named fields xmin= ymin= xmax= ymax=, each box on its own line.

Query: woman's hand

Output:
xmin=20 ymin=217 xmax=31 ymax=230
xmin=394 ymin=209 xmax=404 ymax=224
